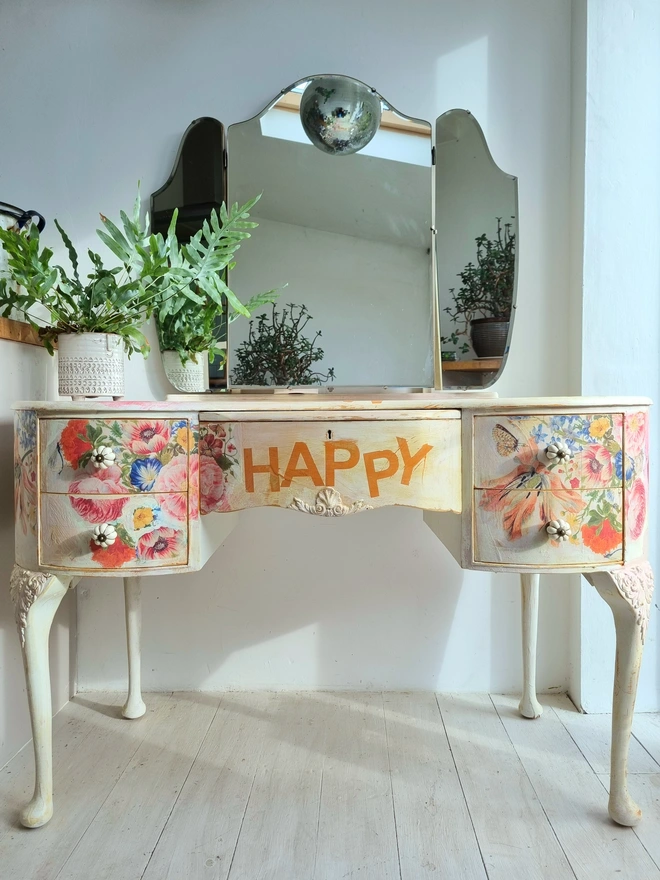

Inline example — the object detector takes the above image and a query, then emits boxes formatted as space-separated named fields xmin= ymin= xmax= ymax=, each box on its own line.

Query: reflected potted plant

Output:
xmin=153 ymin=196 xmax=280 ymax=393
xmin=442 ymin=217 xmax=516 ymax=359
xmin=231 ymin=303 xmax=335 ymax=386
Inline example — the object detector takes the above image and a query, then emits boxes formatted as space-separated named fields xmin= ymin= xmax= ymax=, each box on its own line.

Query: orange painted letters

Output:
xmin=325 ymin=440 xmax=360 ymax=486
xmin=398 ymin=437 xmax=433 ymax=485
xmin=363 ymin=450 xmax=399 ymax=497
xmin=244 ymin=447 xmax=280 ymax=492
xmin=282 ymin=442 xmax=324 ymax=488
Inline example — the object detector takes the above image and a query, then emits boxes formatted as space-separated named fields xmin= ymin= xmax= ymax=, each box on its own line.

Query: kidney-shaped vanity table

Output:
xmin=9 ymin=76 xmax=654 ymax=831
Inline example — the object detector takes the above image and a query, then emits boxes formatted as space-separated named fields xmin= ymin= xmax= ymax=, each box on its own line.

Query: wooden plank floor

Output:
xmin=2 ymin=692 xmax=660 ymax=880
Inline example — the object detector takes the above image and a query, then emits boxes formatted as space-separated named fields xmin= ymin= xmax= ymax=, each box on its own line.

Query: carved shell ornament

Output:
xmin=545 ymin=440 xmax=572 ymax=462
xmin=91 ymin=445 xmax=116 ymax=469
xmin=289 ymin=487 xmax=373 ymax=516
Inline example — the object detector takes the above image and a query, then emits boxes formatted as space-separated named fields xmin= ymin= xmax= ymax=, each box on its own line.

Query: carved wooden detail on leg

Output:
xmin=122 ymin=576 xmax=146 ymax=719
xmin=10 ymin=564 xmax=73 ymax=828
xmin=519 ymin=573 xmax=543 ymax=719
xmin=586 ymin=562 xmax=654 ymax=826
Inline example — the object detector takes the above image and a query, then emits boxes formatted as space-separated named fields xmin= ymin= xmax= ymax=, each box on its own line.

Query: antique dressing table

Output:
xmin=9 ymin=76 xmax=654 ymax=830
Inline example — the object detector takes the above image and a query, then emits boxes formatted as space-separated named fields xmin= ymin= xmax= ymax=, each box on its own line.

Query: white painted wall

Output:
xmin=572 ymin=0 xmax=660 ymax=711
xmin=0 ymin=1 xmax=574 ymax=698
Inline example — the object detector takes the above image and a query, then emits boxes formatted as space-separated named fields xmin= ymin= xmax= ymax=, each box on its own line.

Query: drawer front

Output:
xmin=40 ymin=418 xmax=193 ymax=494
xmin=474 ymin=413 xmax=624 ymax=490
xmin=200 ymin=419 xmax=462 ymax=514
xmin=39 ymin=492 xmax=190 ymax=570
xmin=474 ymin=488 xmax=623 ymax=566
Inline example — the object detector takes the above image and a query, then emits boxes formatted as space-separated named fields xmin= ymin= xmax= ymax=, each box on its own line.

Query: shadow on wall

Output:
xmin=76 ymin=506 xmax=563 ymax=694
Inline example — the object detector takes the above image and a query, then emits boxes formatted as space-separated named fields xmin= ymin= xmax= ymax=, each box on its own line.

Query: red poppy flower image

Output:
xmin=60 ymin=420 xmax=93 ymax=469
xmin=581 ymin=519 xmax=622 ymax=555
xmin=90 ymin=537 xmax=135 ymax=568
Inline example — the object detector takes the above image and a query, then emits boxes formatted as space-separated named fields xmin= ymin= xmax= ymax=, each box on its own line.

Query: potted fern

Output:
xmin=0 ymin=192 xmax=276 ymax=398
xmin=0 ymin=196 xmax=166 ymax=398
xmin=154 ymin=196 xmax=279 ymax=392
xmin=442 ymin=217 xmax=516 ymax=359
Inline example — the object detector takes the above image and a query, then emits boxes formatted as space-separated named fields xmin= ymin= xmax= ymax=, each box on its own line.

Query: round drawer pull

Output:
xmin=546 ymin=519 xmax=571 ymax=542
xmin=545 ymin=440 xmax=572 ymax=463
xmin=91 ymin=446 xmax=116 ymax=469
xmin=92 ymin=523 xmax=117 ymax=547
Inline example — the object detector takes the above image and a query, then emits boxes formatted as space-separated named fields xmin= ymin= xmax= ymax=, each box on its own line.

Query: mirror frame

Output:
xmin=151 ymin=79 xmax=519 ymax=393
xmin=225 ymin=74 xmax=441 ymax=392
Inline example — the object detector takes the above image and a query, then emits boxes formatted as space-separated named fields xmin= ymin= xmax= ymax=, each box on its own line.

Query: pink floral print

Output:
xmin=582 ymin=445 xmax=614 ymax=488
xmin=625 ymin=412 xmax=648 ymax=457
xmin=155 ymin=457 xmax=194 ymax=521
xmin=200 ymin=457 xmax=228 ymax=514
xmin=627 ymin=479 xmax=647 ymax=541
xmin=126 ymin=421 xmax=171 ymax=455
xmin=69 ymin=466 xmax=130 ymax=523
xmin=137 ymin=527 xmax=185 ymax=561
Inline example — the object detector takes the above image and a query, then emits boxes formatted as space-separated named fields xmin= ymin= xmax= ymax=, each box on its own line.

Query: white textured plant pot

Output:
xmin=58 ymin=333 xmax=125 ymax=399
xmin=162 ymin=350 xmax=209 ymax=393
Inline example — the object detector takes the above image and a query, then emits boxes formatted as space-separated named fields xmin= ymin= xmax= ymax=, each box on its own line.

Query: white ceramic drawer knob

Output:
xmin=545 ymin=440 xmax=572 ymax=462
xmin=546 ymin=519 xmax=571 ymax=542
xmin=91 ymin=445 xmax=116 ymax=469
xmin=92 ymin=523 xmax=117 ymax=547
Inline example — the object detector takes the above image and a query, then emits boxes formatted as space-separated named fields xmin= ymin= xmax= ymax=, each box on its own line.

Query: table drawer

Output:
xmin=474 ymin=413 xmax=624 ymax=490
xmin=473 ymin=488 xmax=623 ymax=566
xmin=200 ymin=419 xmax=462 ymax=513
xmin=40 ymin=417 xmax=193 ymax=494
xmin=39 ymin=492 xmax=190 ymax=570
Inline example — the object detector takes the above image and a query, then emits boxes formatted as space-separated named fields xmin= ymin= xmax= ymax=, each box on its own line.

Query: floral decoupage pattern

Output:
xmin=624 ymin=410 xmax=649 ymax=562
xmin=39 ymin=417 xmax=196 ymax=570
xmin=15 ymin=409 xmax=38 ymax=565
xmin=474 ymin=413 xmax=633 ymax=564
xmin=197 ymin=423 xmax=238 ymax=514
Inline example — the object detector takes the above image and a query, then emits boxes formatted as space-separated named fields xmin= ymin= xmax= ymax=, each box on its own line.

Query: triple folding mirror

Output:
xmin=152 ymin=74 xmax=518 ymax=391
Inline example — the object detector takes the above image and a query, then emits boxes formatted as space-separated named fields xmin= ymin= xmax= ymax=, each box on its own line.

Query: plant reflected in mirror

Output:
xmin=231 ymin=303 xmax=335 ymax=387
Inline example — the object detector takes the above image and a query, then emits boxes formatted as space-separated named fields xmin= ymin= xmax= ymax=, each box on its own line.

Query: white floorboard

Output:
xmin=1 ymin=692 xmax=660 ymax=880
xmin=493 ymin=694 xmax=659 ymax=880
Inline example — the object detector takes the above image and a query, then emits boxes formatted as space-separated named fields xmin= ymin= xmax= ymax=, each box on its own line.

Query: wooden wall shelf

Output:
xmin=0 ymin=318 xmax=45 ymax=348
xmin=442 ymin=358 xmax=502 ymax=372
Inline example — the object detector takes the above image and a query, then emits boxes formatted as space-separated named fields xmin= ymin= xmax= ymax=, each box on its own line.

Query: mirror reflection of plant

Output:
xmin=231 ymin=303 xmax=335 ymax=386
xmin=150 ymin=196 xmax=280 ymax=366
xmin=441 ymin=217 xmax=516 ymax=354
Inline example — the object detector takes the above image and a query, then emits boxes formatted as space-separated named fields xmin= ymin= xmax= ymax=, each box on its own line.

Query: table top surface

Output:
xmin=13 ymin=393 xmax=652 ymax=414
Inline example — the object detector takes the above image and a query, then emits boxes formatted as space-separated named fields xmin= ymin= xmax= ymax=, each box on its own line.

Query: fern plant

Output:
xmin=0 ymin=193 xmax=170 ymax=355
xmin=0 ymin=191 xmax=278 ymax=359
xmin=149 ymin=196 xmax=280 ymax=365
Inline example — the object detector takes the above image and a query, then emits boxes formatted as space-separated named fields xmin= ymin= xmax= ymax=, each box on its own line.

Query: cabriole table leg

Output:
xmin=586 ymin=563 xmax=654 ymax=826
xmin=10 ymin=564 xmax=74 ymax=828
xmin=122 ymin=576 xmax=146 ymax=719
xmin=519 ymin=572 xmax=543 ymax=719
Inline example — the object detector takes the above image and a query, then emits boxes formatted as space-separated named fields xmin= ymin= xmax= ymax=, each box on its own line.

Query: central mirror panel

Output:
xmin=227 ymin=75 xmax=435 ymax=389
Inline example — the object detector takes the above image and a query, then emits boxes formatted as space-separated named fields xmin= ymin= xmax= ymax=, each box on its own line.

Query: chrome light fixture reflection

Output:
xmin=299 ymin=75 xmax=382 ymax=156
